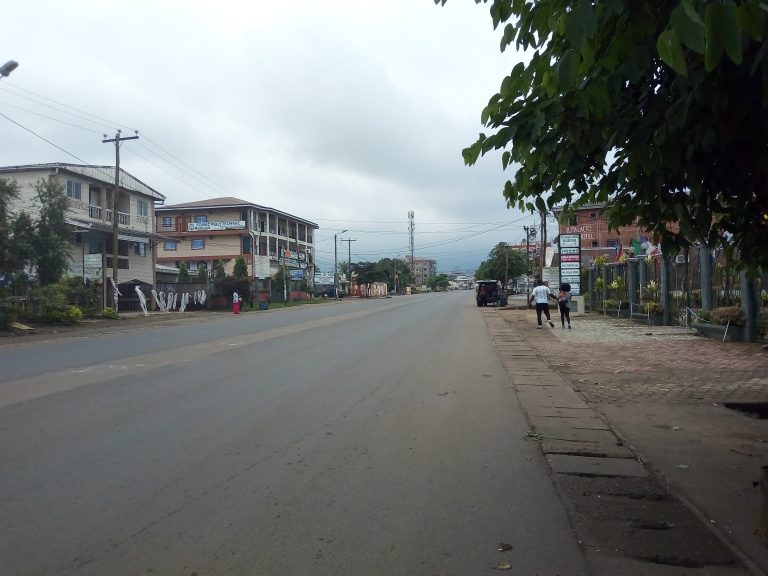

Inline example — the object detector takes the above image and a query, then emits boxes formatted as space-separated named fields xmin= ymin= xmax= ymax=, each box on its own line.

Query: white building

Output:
xmin=0 ymin=163 xmax=165 ymax=287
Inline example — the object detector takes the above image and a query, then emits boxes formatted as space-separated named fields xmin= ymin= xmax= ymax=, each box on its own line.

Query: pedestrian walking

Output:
xmin=232 ymin=290 xmax=241 ymax=315
xmin=529 ymin=279 xmax=555 ymax=328
xmin=558 ymin=283 xmax=572 ymax=329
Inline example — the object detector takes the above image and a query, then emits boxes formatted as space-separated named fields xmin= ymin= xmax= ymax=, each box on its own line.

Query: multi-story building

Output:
xmin=0 ymin=163 xmax=165 ymax=286
xmin=552 ymin=203 xmax=662 ymax=263
xmin=403 ymin=255 xmax=437 ymax=286
xmin=155 ymin=197 xmax=318 ymax=282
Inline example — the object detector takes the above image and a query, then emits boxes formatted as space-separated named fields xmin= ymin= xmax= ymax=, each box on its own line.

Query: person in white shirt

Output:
xmin=529 ymin=279 xmax=555 ymax=328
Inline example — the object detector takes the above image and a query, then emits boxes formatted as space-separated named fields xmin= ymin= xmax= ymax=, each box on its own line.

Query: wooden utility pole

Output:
xmin=102 ymin=130 xmax=138 ymax=310
xmin=524 ymin=225 xmax=532 ymax=308
xmin=341 ymin=238 xmax=356 ymax=289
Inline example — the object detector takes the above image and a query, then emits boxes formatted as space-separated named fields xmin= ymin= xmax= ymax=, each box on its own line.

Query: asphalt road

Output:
xmin=0 ymin=292 xmax=588 ymax=575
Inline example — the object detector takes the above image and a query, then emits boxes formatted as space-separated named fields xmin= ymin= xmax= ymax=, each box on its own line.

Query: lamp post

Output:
xmin=334 ymin=229 xmax=347 ymax=299
xmin=0 ymin=60 xmax=19 ymax=78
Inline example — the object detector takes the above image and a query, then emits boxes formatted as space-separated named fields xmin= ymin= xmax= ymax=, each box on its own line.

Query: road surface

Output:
xmin=0 ymin=291 xmax=588 ymax=575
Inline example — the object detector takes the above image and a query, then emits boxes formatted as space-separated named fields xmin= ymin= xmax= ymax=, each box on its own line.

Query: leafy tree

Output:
xmin=197 ymin=265 xmax=208 ymax=282
xmin=233 ymin=255 xmax=249 ymax=279
xmin=427 ymin=274 xmax=451 ymax=290
xmin=350 ymin=258 xmax=414 ymax=293
xmin=351 ymin=261 xmax=383 ymax=285
xmin=475 ymin=243 xmax=527 ymax=282
xmin=337 ymin=260 xmax=351 ymax=284
xmin=177 ymin=262 xmax=191 ymax=283
xmin=32 ymin=179 xmax=71 ymax=285
xmin=0 ymin=178 xmax=20 ymax=281
xmin=438 ymin=0 xmax=768 ymax=270
xmin=214 ymin=261 xmax=226 ymax=283
xmin=8 ymin=212 xmax=35 ymax=287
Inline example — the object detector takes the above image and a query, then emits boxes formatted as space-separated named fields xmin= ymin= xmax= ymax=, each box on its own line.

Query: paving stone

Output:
xmin=547 ymin=453 xmax=649 ymax=477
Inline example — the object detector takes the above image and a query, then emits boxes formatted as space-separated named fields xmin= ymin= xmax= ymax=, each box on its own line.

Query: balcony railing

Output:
xmin=106 ymin=209 xmax=130 ymax=226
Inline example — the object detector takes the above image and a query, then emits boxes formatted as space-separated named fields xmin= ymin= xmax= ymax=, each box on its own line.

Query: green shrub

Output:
xmin=102 ymin=307 xmax=119 ymax=320
xmin=0 ymin=299 xmax=17 ymax=330
xmin=47 ymin=304 xmax=83 ymax=325
xmin=643 ymin=301 xmax=663 ymax=314
xmin=697 ymin=309 xmax=713 ymax=322
xmin=711 ymin=306 xmax=746 ymax=326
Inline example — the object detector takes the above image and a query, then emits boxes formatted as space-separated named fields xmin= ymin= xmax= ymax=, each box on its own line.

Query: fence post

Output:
xmin=700 ymin=245 xmax=713 ymax=311
xmin=741 ymin=270 xmax=758 ymax=343
xmin=627 ymin=259 xmax=639 ymax=313
xmin=661 ymin=254 xmax=672 ymax=326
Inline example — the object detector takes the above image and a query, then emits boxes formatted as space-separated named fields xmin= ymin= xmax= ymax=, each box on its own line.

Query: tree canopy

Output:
xmin=475 ymin=242 xmax=528 ymax=281
xmin=351 ymin=258 xmax=414 ymax=292
xmin=1 ymin=178 xmax=71 ymax=288
xmin=438 ymin=0 xmax=768 ymax=269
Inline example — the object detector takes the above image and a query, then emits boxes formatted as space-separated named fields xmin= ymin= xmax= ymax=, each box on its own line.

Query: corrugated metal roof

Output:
xmin=157 ymin=196 xmax=318 ymax=228
xmin=0 ymin=163 xmax=165 ymax=201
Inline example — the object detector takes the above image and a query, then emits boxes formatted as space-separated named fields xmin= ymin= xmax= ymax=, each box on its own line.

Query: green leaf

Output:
xmin=722 ymin=0 xmax=742 ymax=65
xmin=462 ymin=141 xmax=483 ymax=166
xmin=681 ymin=0 xmax=705 ymax=27
xmin=658 ymin=29 xmax=689 ymax=76
xmin=671 ymin=5 xmax=705 ymax=53
xmin=556 ymin=51 xmax=577 ymax=88
xmin=705 ymin=2 xmax=725 ymax=71
xmin=736 ymin=3 xmax=765 ymax=41
xmin=542 ymin=70 xmax=556 ymax=97
xmin=564 ymin=0 xmax=596 ymax=49
xmin=500 ymin=75 xmax=514 ymax=99
xmin=534 ymin=196 xmax=546 ymax=213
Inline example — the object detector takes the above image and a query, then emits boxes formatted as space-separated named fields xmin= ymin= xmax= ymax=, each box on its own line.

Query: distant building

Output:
xmin=0 ymin=163 xmax=165 ymax=286
xmin=403 ymin=255 xmax=436 ymax=286
xmin=155 ymin=197 xmax=318 ymax=282
xmin=552 ymin=203 xmax=663 ymax=265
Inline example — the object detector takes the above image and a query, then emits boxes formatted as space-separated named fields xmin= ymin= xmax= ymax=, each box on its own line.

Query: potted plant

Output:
xmin=695 ymin=306 xmax=746 ymax=341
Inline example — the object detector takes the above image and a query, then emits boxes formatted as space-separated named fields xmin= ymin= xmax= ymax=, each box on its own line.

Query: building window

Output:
xmin=607 ymin=239 xmax=619 ymax=248
xmin=137 ymin=199 xmax=149 ymax=217
xmin=589 ymin=211 xmax=597 ymax=218
xmin=591 ymin=240 xmax=598 ymax=247
xmin=162 ymin=216 xmax=172 ymax=227
xmin=164 ymin=241 xmax=177 ymax=251
xmin=191 ymin=239 xmax=205 ymax=250
xmin=194 ymin=215 xmax=208 ymax=225
xmin=568 ymin=214 xmax=577 ymax=226
xmin=135 ymin=243 xmax=146 ymax=256
xmin=66 ymin=180 xmax=82 ymax=200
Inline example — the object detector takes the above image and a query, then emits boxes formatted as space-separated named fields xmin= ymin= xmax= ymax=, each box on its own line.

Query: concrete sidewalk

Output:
xmin=487 ymin=308 xmax=768 ymax=575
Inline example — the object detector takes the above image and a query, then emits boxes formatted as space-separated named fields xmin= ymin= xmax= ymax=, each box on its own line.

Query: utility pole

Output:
xmin=408 ymin=210 xmax=415 ymax=281
xmin=102 ymin=130 xmax=139 ymax=311
xmin=524 ymin=226 xmax=532 ymax=308
xmin=334 ymin=229 xmax=347 ymax=299
xmin=540 ymin=210 xmax=547 ymax=272
xmin=340 ymin=238 xmax=356 ymax=291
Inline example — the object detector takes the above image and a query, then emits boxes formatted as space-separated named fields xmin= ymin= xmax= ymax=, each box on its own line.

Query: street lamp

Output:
xmin=334 ymin=229 xmax=347 ymax=299
xmin=0 ymin=60 xmax=19 ymax=78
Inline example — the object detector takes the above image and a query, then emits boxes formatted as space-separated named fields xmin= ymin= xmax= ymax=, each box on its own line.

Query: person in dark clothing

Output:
xmin=558 ymin=283 xmax=572 ymax=329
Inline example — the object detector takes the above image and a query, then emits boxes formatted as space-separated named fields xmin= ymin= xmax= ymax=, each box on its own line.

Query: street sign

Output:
xmin=558 ymin=234 xmax=581 ymax=295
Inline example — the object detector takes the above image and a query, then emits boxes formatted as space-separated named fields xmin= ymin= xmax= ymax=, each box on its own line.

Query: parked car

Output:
xmin=475 ymin=280 xmax=507 ymax=307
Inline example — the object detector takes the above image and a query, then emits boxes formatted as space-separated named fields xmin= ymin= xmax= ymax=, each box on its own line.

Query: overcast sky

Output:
xmin=0 ymin=0 xmax=542 ymax=275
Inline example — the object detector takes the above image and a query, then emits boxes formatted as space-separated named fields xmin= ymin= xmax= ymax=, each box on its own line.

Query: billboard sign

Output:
xmin=558 ymin=233 xmax=582 ymax=295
